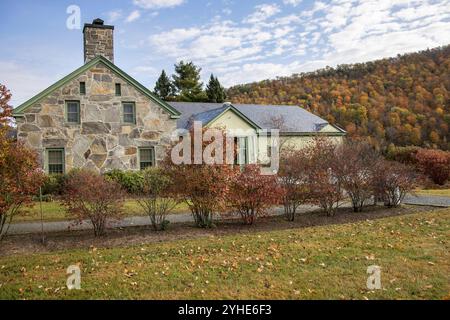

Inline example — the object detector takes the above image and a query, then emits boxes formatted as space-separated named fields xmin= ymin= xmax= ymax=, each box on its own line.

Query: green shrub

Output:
xmin=137 ymin=167 xmax=176 ymax=231
xmin=103 ymin=169 xmax=144 ymax=194
xmin=41 ymin=174 xmax=68 ymax=196
xmin=385 ymin=145 xmax=420 ymax=164
xmin=32 ymin=194 xmax=54 ymax=202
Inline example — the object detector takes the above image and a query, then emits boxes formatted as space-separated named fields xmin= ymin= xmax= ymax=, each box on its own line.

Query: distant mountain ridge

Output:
xmin=227 ymin=45 xmax=450 ymax=150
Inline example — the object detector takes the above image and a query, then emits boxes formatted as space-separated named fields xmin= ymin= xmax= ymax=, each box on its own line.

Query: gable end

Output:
xmin=13 ymin=56 xmax=180 ymax=118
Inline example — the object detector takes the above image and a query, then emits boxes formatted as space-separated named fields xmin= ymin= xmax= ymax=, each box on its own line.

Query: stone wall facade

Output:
xmin=16 ymin=61 xmax=177 ymax=173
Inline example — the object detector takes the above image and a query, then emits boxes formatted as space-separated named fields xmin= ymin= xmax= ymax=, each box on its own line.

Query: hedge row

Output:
xmin=41 ymin=169 xmax=145 ymax=196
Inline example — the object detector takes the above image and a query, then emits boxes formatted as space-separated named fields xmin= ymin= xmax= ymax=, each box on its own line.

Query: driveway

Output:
xmin=403 ymin=194 xmax=450 ymax=207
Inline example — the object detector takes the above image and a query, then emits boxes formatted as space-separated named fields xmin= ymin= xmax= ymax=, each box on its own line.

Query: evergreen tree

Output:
xmin=154 ymin=70 xmax=173 ymax=100
xmin=172 ymin=61 xmax=206 ymax=102
xmin=206 ymin=74 xmax=227 ymax=103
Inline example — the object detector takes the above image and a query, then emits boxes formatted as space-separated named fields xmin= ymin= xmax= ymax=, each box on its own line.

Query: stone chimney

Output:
xmin=83 ymin=18 xmax=114 ymax=63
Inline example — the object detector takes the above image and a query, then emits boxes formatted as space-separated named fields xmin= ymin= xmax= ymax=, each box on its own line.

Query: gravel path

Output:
xmin=6 ymin=194 xmax=448 ymax=236
xmin=7 ymin=212 xmax=193 ymax=235
xmin=403 ymin=194 xmax=450 ymax=207
xmin=6 ymin=207 xmax=288 ymax=235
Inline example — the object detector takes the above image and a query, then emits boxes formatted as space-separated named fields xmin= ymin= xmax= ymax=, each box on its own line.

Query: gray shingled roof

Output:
xmin=169 ymin=102 xmax=336 ymax=133
xmin=190 ymin=105 xmax=229 ymax=126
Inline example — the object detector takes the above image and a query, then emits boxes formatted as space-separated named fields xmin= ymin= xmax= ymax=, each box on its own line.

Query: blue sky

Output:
xmin=1 ymin=0 xmax=450 ymax=106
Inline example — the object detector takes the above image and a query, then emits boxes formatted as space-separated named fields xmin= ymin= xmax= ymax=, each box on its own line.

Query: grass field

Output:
xmin=0 ymin=208 xmax=448 ymax=299
xmin=15 ymin=200 xmax=189 ymax=222
xmin=416 ymin=189 xmax=450 ymax=197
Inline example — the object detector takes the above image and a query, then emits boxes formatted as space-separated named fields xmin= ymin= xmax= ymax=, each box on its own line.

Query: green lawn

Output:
xmin=16 ymin=200 xmax=189 ymax=222
xmin=416 ymin=189 xmax=450 ymax=197
xmin=0 ymin=208 xmax=448 ymax=299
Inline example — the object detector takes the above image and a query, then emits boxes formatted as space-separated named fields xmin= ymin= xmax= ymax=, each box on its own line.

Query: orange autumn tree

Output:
xmin=228 ymin=45 xmax=450 ymax=151
xmin=0 ymin=84 xmax=44 ymax=239
xmin=164 ymin=126 xmax=236 ymax=228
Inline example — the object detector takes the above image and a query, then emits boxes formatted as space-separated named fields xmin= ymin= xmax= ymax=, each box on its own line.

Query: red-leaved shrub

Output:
xmin=415 ymin=148 xmax=450 ymax=185
xmin=278 ymin=148 xmax=312 ymax=221
xmin=227 ymin=164 xmax=282 ymax=225
xmin=0 ymin=84 xmax=44 ymax=240
xmin=372 ymin=160 xmax=416 ymax=207
xmin=307 ymin=138 xmax=344 ymax=216
xmin=165 ymin=127 xmax=236 ymax=228
xmin=63 ymin=169 xmax=125 ymax=236
xmin=335 ymin=140 xmax=381 ymax=212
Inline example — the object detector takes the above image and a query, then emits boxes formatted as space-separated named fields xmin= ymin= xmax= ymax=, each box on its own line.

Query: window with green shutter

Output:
xmin=47 ymin=149 xmax=65 ymax=174
xmin=139 ymin=147 xmax=155 ymax=170
xmin=66 ymin=101 xmax=80 ymax=123
xmin=123 ymin=102 xmax=136 ymax=124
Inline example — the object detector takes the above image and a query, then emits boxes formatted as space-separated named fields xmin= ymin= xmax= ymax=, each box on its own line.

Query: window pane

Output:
xmin=67 ymin=103 xmax=78 ymax=113
xmin=115 ymin=83 xmax=121 ymax=96
xmin=140 ymin=161 xmax=152 ymax=170
xmin=238 ymin=137 xmax=248 ymax=165
xmin=140 ymin=148 xmax=152 ymax=162
xmin=123 ymin=104 xmax=133 ymax=114
xmin=80 ymin=82 xmax=86 ymax=95
xmin=67 ymin=112 xmax=78 ymax=123
xmin=66 ymin=102 xmax=79 ymax=123
xmin=140 ymin=148 xmax=154 ymax=169
xmin=48 ymin=164 xmax=63 ymax=174
xmin=48 ymin=149 xmax=64 ymax=174
xmin=123 ymin=103 xmax=135 ymax=123
xmin=124 ymin=114 xmax=134 ymax=123
xmin=48 ymin=150 xmax=63 ymax=164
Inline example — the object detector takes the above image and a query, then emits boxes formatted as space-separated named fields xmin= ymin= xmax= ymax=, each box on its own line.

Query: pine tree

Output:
xmin=172 ymin=61 xmax=206 ymax=102
xmin=206 ymin=74 xmax=227 ymax=103
xmin=154 ymin=70 xmax=173 ymax=100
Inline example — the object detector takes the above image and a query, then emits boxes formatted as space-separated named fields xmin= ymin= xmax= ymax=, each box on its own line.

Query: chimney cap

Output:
xmin=83 ymin=18 xmax=114 ymax=33
xmin=92 ymin=18 xmax=104 ymax=25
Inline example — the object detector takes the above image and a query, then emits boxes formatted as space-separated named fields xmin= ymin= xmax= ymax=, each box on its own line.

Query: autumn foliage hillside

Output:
xmin=227 ymin=45 xmax=450 ymax=151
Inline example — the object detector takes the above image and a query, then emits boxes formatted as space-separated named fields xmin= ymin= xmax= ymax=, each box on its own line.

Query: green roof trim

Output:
xmin=205 ymin=104 xmax=263 ymax=130
xmin=12 ymin=56 xmax=181 ymax=118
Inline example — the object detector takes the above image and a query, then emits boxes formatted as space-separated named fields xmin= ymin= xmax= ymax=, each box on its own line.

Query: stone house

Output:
xmin=12 ymin=19 xmax=345 ymax=174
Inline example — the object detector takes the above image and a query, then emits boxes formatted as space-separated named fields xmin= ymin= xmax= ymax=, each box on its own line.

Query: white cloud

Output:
xmin=144 ymin=0 xmax=450 ymax=88
xmin=222 ymin=8 xmax=232 ymax=15
xmin=283 ymin=0 xmax=302 ymax=6
xmin=106 ymin=10 xmax=122 ymax=23
xmin=133 ymin=0 xmax=184 ymax=9
xmin=0 ymin=61 xmax=55 ymax=107
xmin=148 ymin=21 xmax=267 ymax=65
xmin=6 ymin=0 xmax=450 ymax=102
xmin=219 ymin=0 xmax=450 ymax=86
xmin=244 ymin=4 xmax=281 ymax=24
xmin=132 ymin=65 xmax=157 ymax=74
xmin=126 ymin=10 xmax=141 ymax=23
